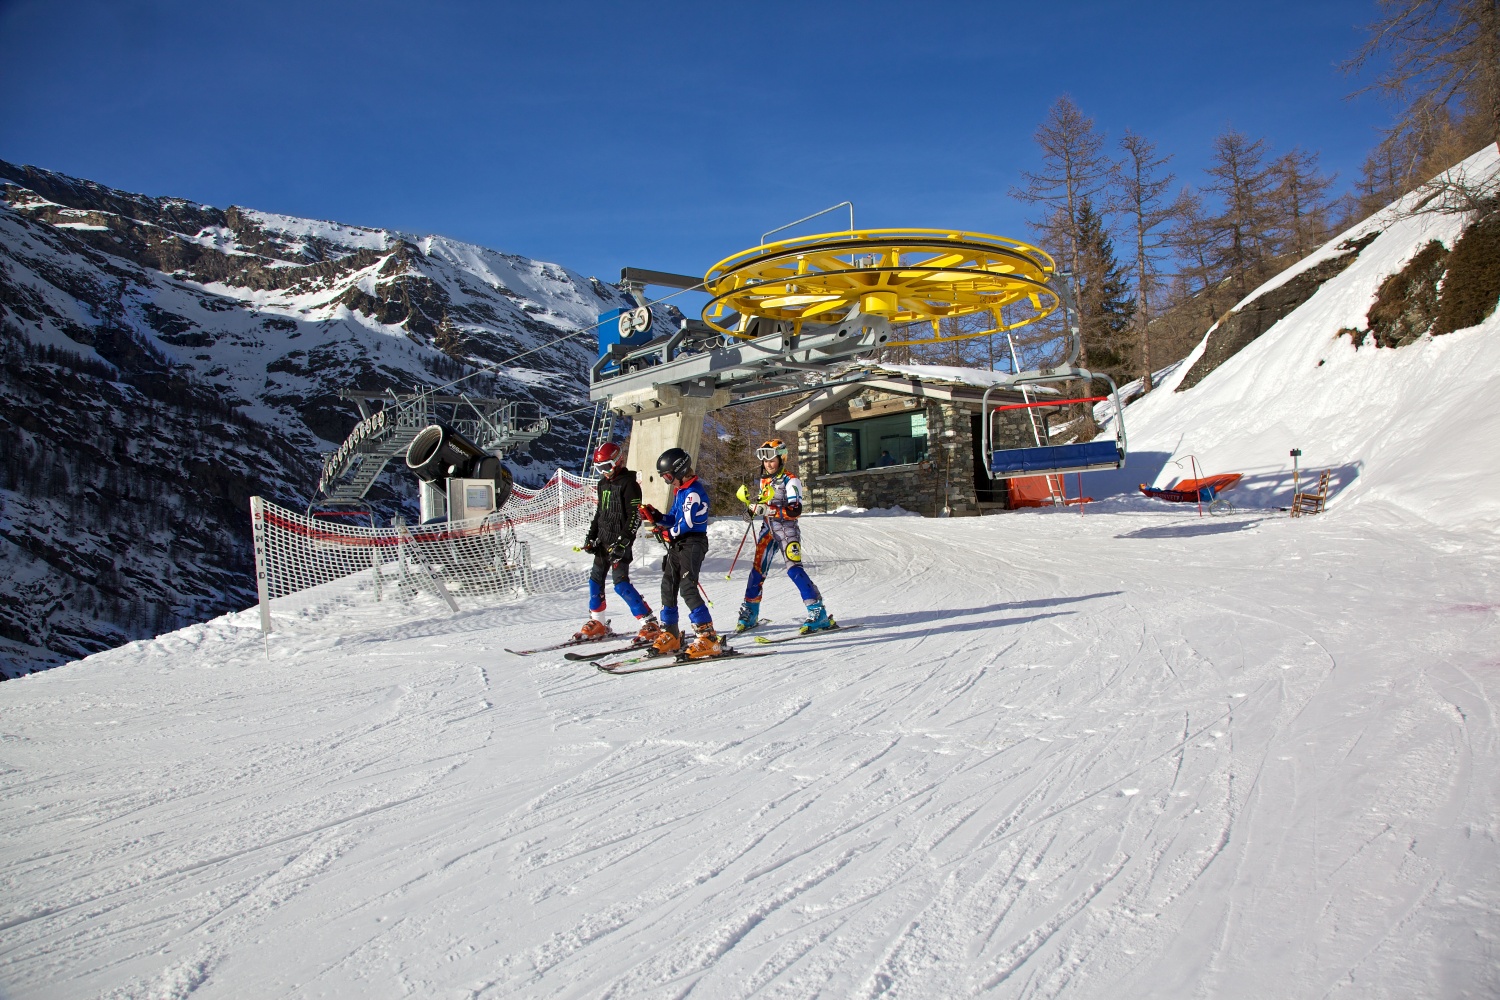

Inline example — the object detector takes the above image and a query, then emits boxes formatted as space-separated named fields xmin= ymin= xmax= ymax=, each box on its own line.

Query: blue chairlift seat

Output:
xmin=989 ymin=439 xmax=1123 ymax=478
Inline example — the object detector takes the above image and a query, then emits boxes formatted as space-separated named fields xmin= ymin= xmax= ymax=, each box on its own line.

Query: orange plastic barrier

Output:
xmin=1009 ymin=475 xmax=1093 ymax=508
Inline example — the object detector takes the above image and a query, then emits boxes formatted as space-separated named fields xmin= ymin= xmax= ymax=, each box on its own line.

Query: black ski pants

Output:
xmin=661 ymin=532 xmax=711 ymax=627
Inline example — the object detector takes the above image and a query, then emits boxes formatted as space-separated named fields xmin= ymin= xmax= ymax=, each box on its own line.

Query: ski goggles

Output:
xmin=755 ymin=447 xmax=783 ymax=461
xmin=594 ymin=458 xmax=616 ymax=475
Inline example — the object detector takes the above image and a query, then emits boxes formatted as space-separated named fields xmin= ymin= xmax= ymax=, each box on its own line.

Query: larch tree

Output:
xmin=1112 ymin=130 xmax=1176 ymax=391
xmin=1011 ymin=95 xmax=1114 ymax=366
xmin=1346 ymin=0 xmax=1500 ymax=170
xmin=1204 ymin=129 xmax=1278 ymax=300
xmin=1273 ymin=147 xmax=1337 ymax=257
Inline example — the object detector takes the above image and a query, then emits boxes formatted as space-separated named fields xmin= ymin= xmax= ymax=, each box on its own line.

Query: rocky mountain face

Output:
xmin=0 ymin=160 xmax=635 ymax=676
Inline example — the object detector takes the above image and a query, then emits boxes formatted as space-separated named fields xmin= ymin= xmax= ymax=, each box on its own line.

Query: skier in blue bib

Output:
xmin=736 ymin=439 xmax=835 ymax=635
xmin=637 ymin=447 xmax=723 ymax=659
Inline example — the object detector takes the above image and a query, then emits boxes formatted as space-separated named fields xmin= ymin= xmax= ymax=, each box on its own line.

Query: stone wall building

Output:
xmin=773 ymin=364 xmax=1078 ymax=517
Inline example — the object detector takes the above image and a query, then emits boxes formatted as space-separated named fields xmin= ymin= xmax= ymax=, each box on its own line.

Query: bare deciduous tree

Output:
xmin=1112 ymin=130 xmax=1176 ymax=390
xmin=1204 ymin=129 xmax=1278 ymax=299
xmin=1273 ymin=147 xmax=1336 ymax=256
xmin=1011 ymin=95 xmax=1114 ymax=365
xmin=1346 ymin=0 xmax=1500 ymax=159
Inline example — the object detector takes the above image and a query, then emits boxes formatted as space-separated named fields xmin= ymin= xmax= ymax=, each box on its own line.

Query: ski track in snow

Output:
xmin=2 ymin=502 xmax=1498 ymax=998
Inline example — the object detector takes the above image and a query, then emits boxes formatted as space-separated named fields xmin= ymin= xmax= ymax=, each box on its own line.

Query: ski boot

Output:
xmin=682 ymin=622 xmax=723 ymax=659
xmin=651 ymin=624 xmax=682 ymax=655
xmin=572 ymin=618 xmax=610 ymax=642
xmin=634 ymin=615 xmax=664 ymax=646
xmin=734 ymin=601 xmax=760 ymax=633
xmin=799 ymin=601 xmax=835 ymax=635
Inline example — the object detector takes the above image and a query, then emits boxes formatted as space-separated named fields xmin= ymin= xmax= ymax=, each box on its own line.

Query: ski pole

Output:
xmin=726 ymin=518 xmax=754 ymax=579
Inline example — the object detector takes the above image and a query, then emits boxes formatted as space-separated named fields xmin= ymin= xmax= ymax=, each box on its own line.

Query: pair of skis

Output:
xmin=591 ymin=621 xmax=857 ymax=672
xmin=507 ymin=631 xmax=766 ymax=673
xmin=506 ymin=619 xmax=856 ymax=675
xmin=585 ymin=616 xmax=778 ymax=673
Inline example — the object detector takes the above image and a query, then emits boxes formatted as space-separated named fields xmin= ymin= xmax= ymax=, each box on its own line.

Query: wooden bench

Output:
xmin=1291 ymin=470 xmax=1331 ymax=517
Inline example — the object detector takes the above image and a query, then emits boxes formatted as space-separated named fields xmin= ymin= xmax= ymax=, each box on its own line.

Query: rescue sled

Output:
xmin=1138 ymin=473 xmax=1243 ymax=504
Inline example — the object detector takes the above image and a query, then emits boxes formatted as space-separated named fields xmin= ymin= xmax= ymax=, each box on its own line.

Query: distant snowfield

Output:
xmin=3 ymin=502 xmax=1497 ymax=998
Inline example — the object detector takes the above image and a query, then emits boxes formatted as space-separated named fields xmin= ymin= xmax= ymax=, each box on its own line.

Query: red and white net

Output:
xmin=249 ymin=470 xmax=598 ymax=632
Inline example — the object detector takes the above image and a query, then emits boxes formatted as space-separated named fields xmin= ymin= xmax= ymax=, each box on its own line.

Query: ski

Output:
xmin=590 ymin=647 xmax=674 ymax=671
xmin=563 ymin=639 xmax=653 ymax=661
xmin=504 ymin=629 xmax=625 ymax=656
xmin=733 ymin=617 xmax=772 ymax=635
xmin=753 ymin=623 xmax=862 ymax=645
xmin=597 ymin=646 xmax=774 ymax=675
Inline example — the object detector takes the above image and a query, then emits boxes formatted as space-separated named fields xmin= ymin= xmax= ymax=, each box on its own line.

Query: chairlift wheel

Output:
xmin=701 ymin=228 xmax=1061 ymax=347
xmin=630 ymin=306 xmax=651 ymax=333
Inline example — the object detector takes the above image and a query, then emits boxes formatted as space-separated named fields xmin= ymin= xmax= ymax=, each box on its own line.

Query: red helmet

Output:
xmin=592 ymin=441 xmax=622 ymax=475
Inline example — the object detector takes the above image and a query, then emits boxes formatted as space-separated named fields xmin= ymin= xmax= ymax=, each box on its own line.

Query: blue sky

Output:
xmin=0 ymin=0 xmax=1394 ymax=291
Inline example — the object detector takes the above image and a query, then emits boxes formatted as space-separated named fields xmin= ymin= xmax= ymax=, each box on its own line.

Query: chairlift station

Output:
xmin=313 ymin=207 xmax=1129 ymax=519
xmin=588 ymin=215 xmax=1128 ymax=509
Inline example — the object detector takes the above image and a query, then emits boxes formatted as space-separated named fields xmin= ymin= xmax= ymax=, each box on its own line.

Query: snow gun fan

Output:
xmin=406 ymin=422 xmax=514 ymax=524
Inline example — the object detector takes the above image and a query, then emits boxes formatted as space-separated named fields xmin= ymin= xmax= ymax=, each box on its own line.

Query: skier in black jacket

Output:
xmin=574 ymin=442 xmax=662 ymax=644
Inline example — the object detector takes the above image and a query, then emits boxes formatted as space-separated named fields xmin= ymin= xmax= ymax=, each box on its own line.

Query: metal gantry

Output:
xmin=318 ymin=390 xmax=549 ymax=501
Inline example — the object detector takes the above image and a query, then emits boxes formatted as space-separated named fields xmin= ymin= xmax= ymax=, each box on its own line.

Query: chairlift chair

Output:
xmin=980 ymin=373 xmax=1127 ymax=480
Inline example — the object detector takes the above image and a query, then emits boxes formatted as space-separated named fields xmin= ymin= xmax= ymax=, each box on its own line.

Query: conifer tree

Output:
xmin=1074 ymin=197 xmax=1136 ymax=384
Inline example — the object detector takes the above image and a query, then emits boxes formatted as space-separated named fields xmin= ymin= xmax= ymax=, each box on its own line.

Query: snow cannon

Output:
xmin=406 ymin=423 xmax=514 ymax=522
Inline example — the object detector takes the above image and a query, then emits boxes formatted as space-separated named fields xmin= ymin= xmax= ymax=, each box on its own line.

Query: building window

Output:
xmin=824 ymin=411 xmax=928 ymax=473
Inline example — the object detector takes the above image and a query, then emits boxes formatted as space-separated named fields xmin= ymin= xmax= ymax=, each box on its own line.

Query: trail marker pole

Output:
xmin=1291 ymin=448 xmax=1302 ymax=507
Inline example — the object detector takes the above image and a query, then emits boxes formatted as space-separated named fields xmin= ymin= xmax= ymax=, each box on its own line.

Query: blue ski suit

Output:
xmin=641 ymin=476 xmax=713 ymax=629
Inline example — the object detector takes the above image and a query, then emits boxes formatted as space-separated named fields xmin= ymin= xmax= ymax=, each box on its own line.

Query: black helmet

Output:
xmin=656 ymin=447 xmax=693 ymax=482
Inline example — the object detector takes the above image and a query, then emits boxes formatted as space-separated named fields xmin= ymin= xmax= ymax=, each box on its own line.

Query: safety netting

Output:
xmin=250 ymin=469 xmax=598 ymax=633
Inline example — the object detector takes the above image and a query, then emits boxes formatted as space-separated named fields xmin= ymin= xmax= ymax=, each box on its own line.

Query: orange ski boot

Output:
xmin=651 ymin=624 xmax=682 ymax=655
xmin=634 ymin=616 xmax=664 ymax=646
xmin=682 ymin=622 xmax=723 ymax=660
xmin=572 ymin=618 xmax=610 ymax=642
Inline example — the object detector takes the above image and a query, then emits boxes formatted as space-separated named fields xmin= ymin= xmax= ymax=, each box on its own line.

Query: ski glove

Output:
xmin=638 ymin=503 xmax=662 ymax=524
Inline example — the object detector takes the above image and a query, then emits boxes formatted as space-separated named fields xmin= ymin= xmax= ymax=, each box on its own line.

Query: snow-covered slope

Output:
xmin=1095 ymin=144 xmax=1500 ymax=534
xmin=2 ymin=500 xmax=1496 ymax=998
xmin=0 ymin=161 xmax=643 ymax=674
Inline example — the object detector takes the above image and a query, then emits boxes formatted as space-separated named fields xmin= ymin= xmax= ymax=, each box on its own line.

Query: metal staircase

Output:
xmin=318 ymin=390 xmax=550 ymax=501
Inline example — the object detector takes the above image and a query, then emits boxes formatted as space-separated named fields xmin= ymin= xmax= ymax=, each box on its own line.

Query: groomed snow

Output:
xmin=2 ymin=500 xmax=1497 ymax=998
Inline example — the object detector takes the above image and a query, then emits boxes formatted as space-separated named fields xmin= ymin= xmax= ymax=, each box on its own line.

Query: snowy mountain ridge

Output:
xmin=0 ymin=160 xmax=641 ymax=675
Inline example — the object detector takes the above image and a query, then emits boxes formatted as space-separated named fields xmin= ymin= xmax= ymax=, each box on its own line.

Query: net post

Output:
xmin=371 ymin=520 xmax=384 ymax=601
xmin=250 ymin=496 xmax=273 ymax=634
xmin=557 ymin=468 xmax=566 ymax=541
